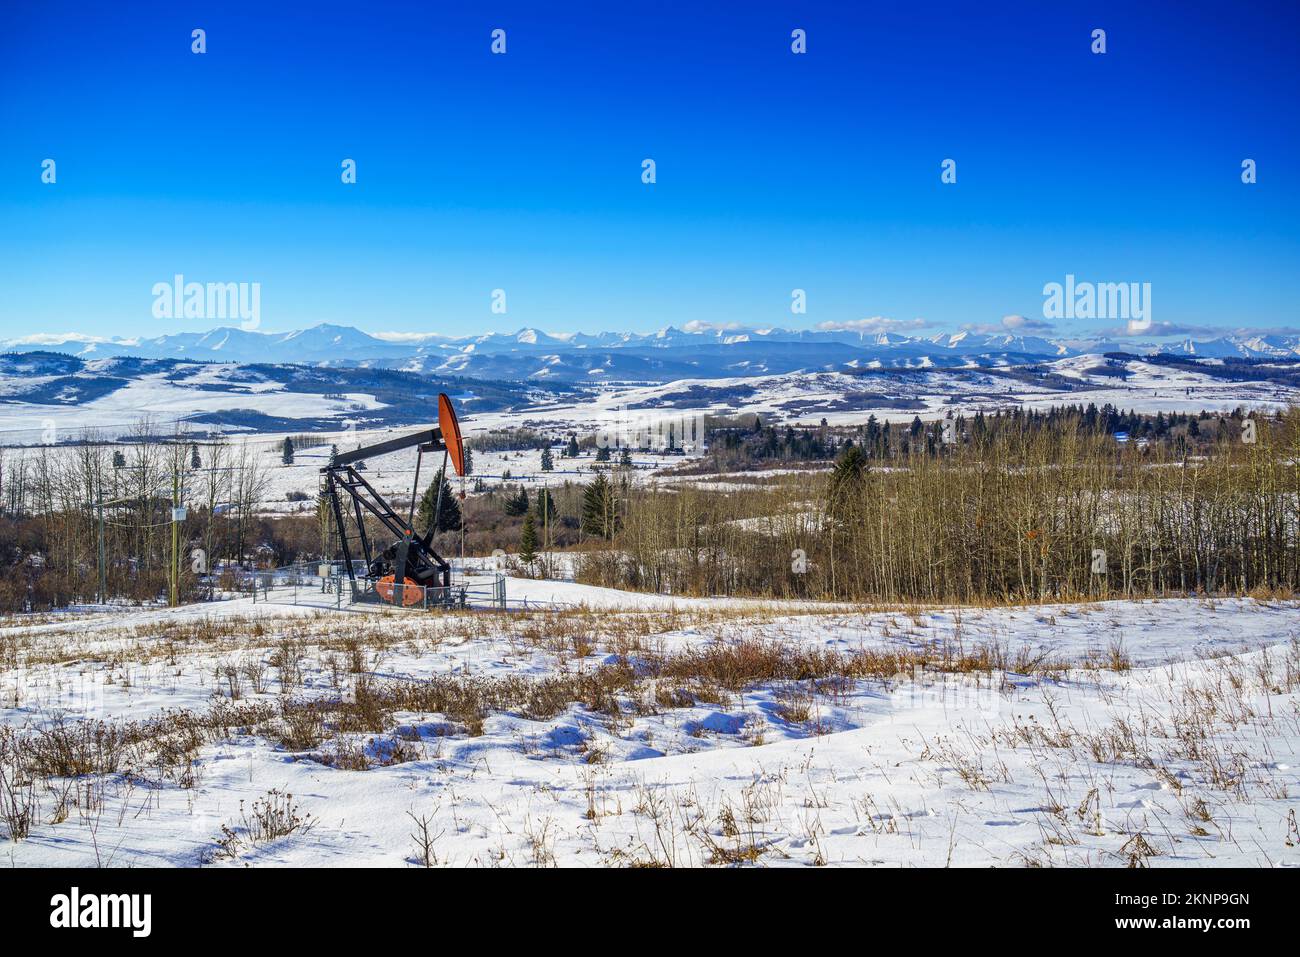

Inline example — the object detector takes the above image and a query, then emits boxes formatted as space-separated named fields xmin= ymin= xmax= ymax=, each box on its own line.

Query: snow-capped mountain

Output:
xmin=4 ymin=323 xmax=1299 ymax=382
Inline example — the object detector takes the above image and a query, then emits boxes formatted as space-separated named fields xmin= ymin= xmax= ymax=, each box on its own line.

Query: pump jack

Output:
xmin=321 ymin=393 xmax=467 ymax=605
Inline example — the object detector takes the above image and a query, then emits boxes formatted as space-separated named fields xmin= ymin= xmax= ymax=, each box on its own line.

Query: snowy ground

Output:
xmin=4 ymin=354 xmax=1294 ymax=447
xmin=235 ymin=440 xmax=687 ymax=516
xmin=460 ymin=360 xmax=1300 ymax=432
xmin=0 ymin=366 xmax=386 ymax=445
xmin=1 ymin=584 xmax=1298 ymax=868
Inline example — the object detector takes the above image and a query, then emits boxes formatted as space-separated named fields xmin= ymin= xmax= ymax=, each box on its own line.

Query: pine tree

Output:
xmin=619 ymin=447 xmax=632 ymax=468
xmin=566 ymin=435 xmax=580 ymax=458
xmin=519 ymin=511 xmax=538 ymax=565
xmin=540 ymin=447 xmax=554 ymax=471
xmin=503 ymin=486 xmax=529 ymax=516
xmin=534 ymin=486 xmax=556 ymax=520
xmin=581 ymin=472 xmax=617 ymax=539
xmin=830 ymin=444 xmax=868 ymax=499
xmin=461 ymin=446 xmax=474 ymax=476
xmin=595 ymin=446 xmax=611 ymax=462
xmin=281 ymin=437 xmax=295 ymax=465
xmin=416 ymin=468 xmax=462 ymax=533
xmin=190 ymin=443 xmax=202 ymax=469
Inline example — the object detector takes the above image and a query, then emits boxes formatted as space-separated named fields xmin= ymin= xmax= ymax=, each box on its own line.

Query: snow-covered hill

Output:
xmin=0 ymin=354 xmax=555 ymax=443
xmin=0 ymin=349 xmax=1295 ymax=444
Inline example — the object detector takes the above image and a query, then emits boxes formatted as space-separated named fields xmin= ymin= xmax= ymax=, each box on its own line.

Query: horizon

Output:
xmin=2 ymin=1 xmax=1298 ymax=342
xmin=6 ymin=316 xmax=1300 ymax=350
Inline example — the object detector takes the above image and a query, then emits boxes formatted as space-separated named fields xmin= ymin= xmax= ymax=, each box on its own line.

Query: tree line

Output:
xmin=576 ymin=407 xmax=1300 ymax=603
xmin=0 ymin=424 xmax=272 ymax=610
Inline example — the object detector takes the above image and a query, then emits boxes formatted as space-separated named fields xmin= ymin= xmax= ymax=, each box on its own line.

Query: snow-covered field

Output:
xmin=212 ymin=439 xmax=686 ymax=516
xmin=0 ymin=366 xmax=387 ymax=444
xmin=3 ymin=353 xmax=1295 ymax=447
xmin=2 ymin=583 xmax=1297 ymax=868
xmin=462 ymin=360 xmax=1300 ymax=432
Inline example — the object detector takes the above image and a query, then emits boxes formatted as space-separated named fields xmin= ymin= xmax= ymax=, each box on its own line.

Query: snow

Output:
xmin=6 ymin=349 xmax=1294 ymax=449
xmin=0 ymin=367 xmax=385 ymax=444
xmin=2 ymin=586 xmax=1298 ymax=867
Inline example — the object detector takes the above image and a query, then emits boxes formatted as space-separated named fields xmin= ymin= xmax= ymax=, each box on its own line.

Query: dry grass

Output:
xmin=209 ymin=788 xmax=315 ymax=862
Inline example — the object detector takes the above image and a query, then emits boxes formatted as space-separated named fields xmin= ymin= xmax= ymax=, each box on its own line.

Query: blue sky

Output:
xmin=1 ymin=0 xmax=1297 ymax=340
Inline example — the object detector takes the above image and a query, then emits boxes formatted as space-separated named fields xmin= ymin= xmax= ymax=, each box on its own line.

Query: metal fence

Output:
xmin=246 ymin=563 xmax=507 ymax=612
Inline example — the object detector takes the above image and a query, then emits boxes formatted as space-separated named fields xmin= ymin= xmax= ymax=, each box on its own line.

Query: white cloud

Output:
xmin=3 ymin=332 xmax=108 ymax=345
xmin=371 ymin=331 xmax=447 ymax=343
xmin=1099 ymin=321 xmax=1215 ymax=338
xmin=681 ymin=320 xmax=743 ymax=333
xmin=1000 ymin=314 xmax=1055 ymax=333
xmin=814 ymin=316 xmax=928 ymax=333
xmin=962 ymin=315 xmax=1056 ymax=335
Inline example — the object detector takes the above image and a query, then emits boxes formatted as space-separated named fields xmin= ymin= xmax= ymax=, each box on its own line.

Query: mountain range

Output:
xmin=5 ymin=323 xmax=1300 ymax=383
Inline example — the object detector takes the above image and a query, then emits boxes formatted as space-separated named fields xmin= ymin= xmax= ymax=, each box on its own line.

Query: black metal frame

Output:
xmin=321 ymin=428 xmax=453 ymax=600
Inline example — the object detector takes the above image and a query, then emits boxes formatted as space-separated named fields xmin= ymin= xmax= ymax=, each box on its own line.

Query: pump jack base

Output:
xmin=375 ymin=574 xmax=423 ymax=606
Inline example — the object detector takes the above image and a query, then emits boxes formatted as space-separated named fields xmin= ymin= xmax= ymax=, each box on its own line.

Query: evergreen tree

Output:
xmin=534 ymin=486 xmax=556 ymax=520
xmin=503 ymin=486 xmax=529 ymax=516
xmin=190 ymin=443 xmax=202 ymax=469
xmin=519 ymin=511 xmax=538 ymax=565
xmin=830 ymin=444 xmax=868 ymax=499
xmin=416 ymin=468 xmax=462 ymax=533
xmin=619 ymin=447 xmax=632 ymax=468
xmin=461 ymin=446 xmax=474 ymax=476
xmin=281 ymin=437 xmax=295 ymax=465
xmin=540 ymin=447 xmax=554 ymax=471
xmin=566 ymin=435 xmax=580 ymax=457
xmin=595 ymin=445 xmax=611 ymax=462
xmin=581 ymin=472 xmax=617 ymax=539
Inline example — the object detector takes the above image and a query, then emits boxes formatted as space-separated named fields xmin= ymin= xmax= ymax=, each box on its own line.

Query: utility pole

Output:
xmin=97 ymin=498 xmax=106 ymax=605
xmin=170 ymin=459 xmax=179 ymax=606
xmin=169 ymin=449 xmax=186 ymax=607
